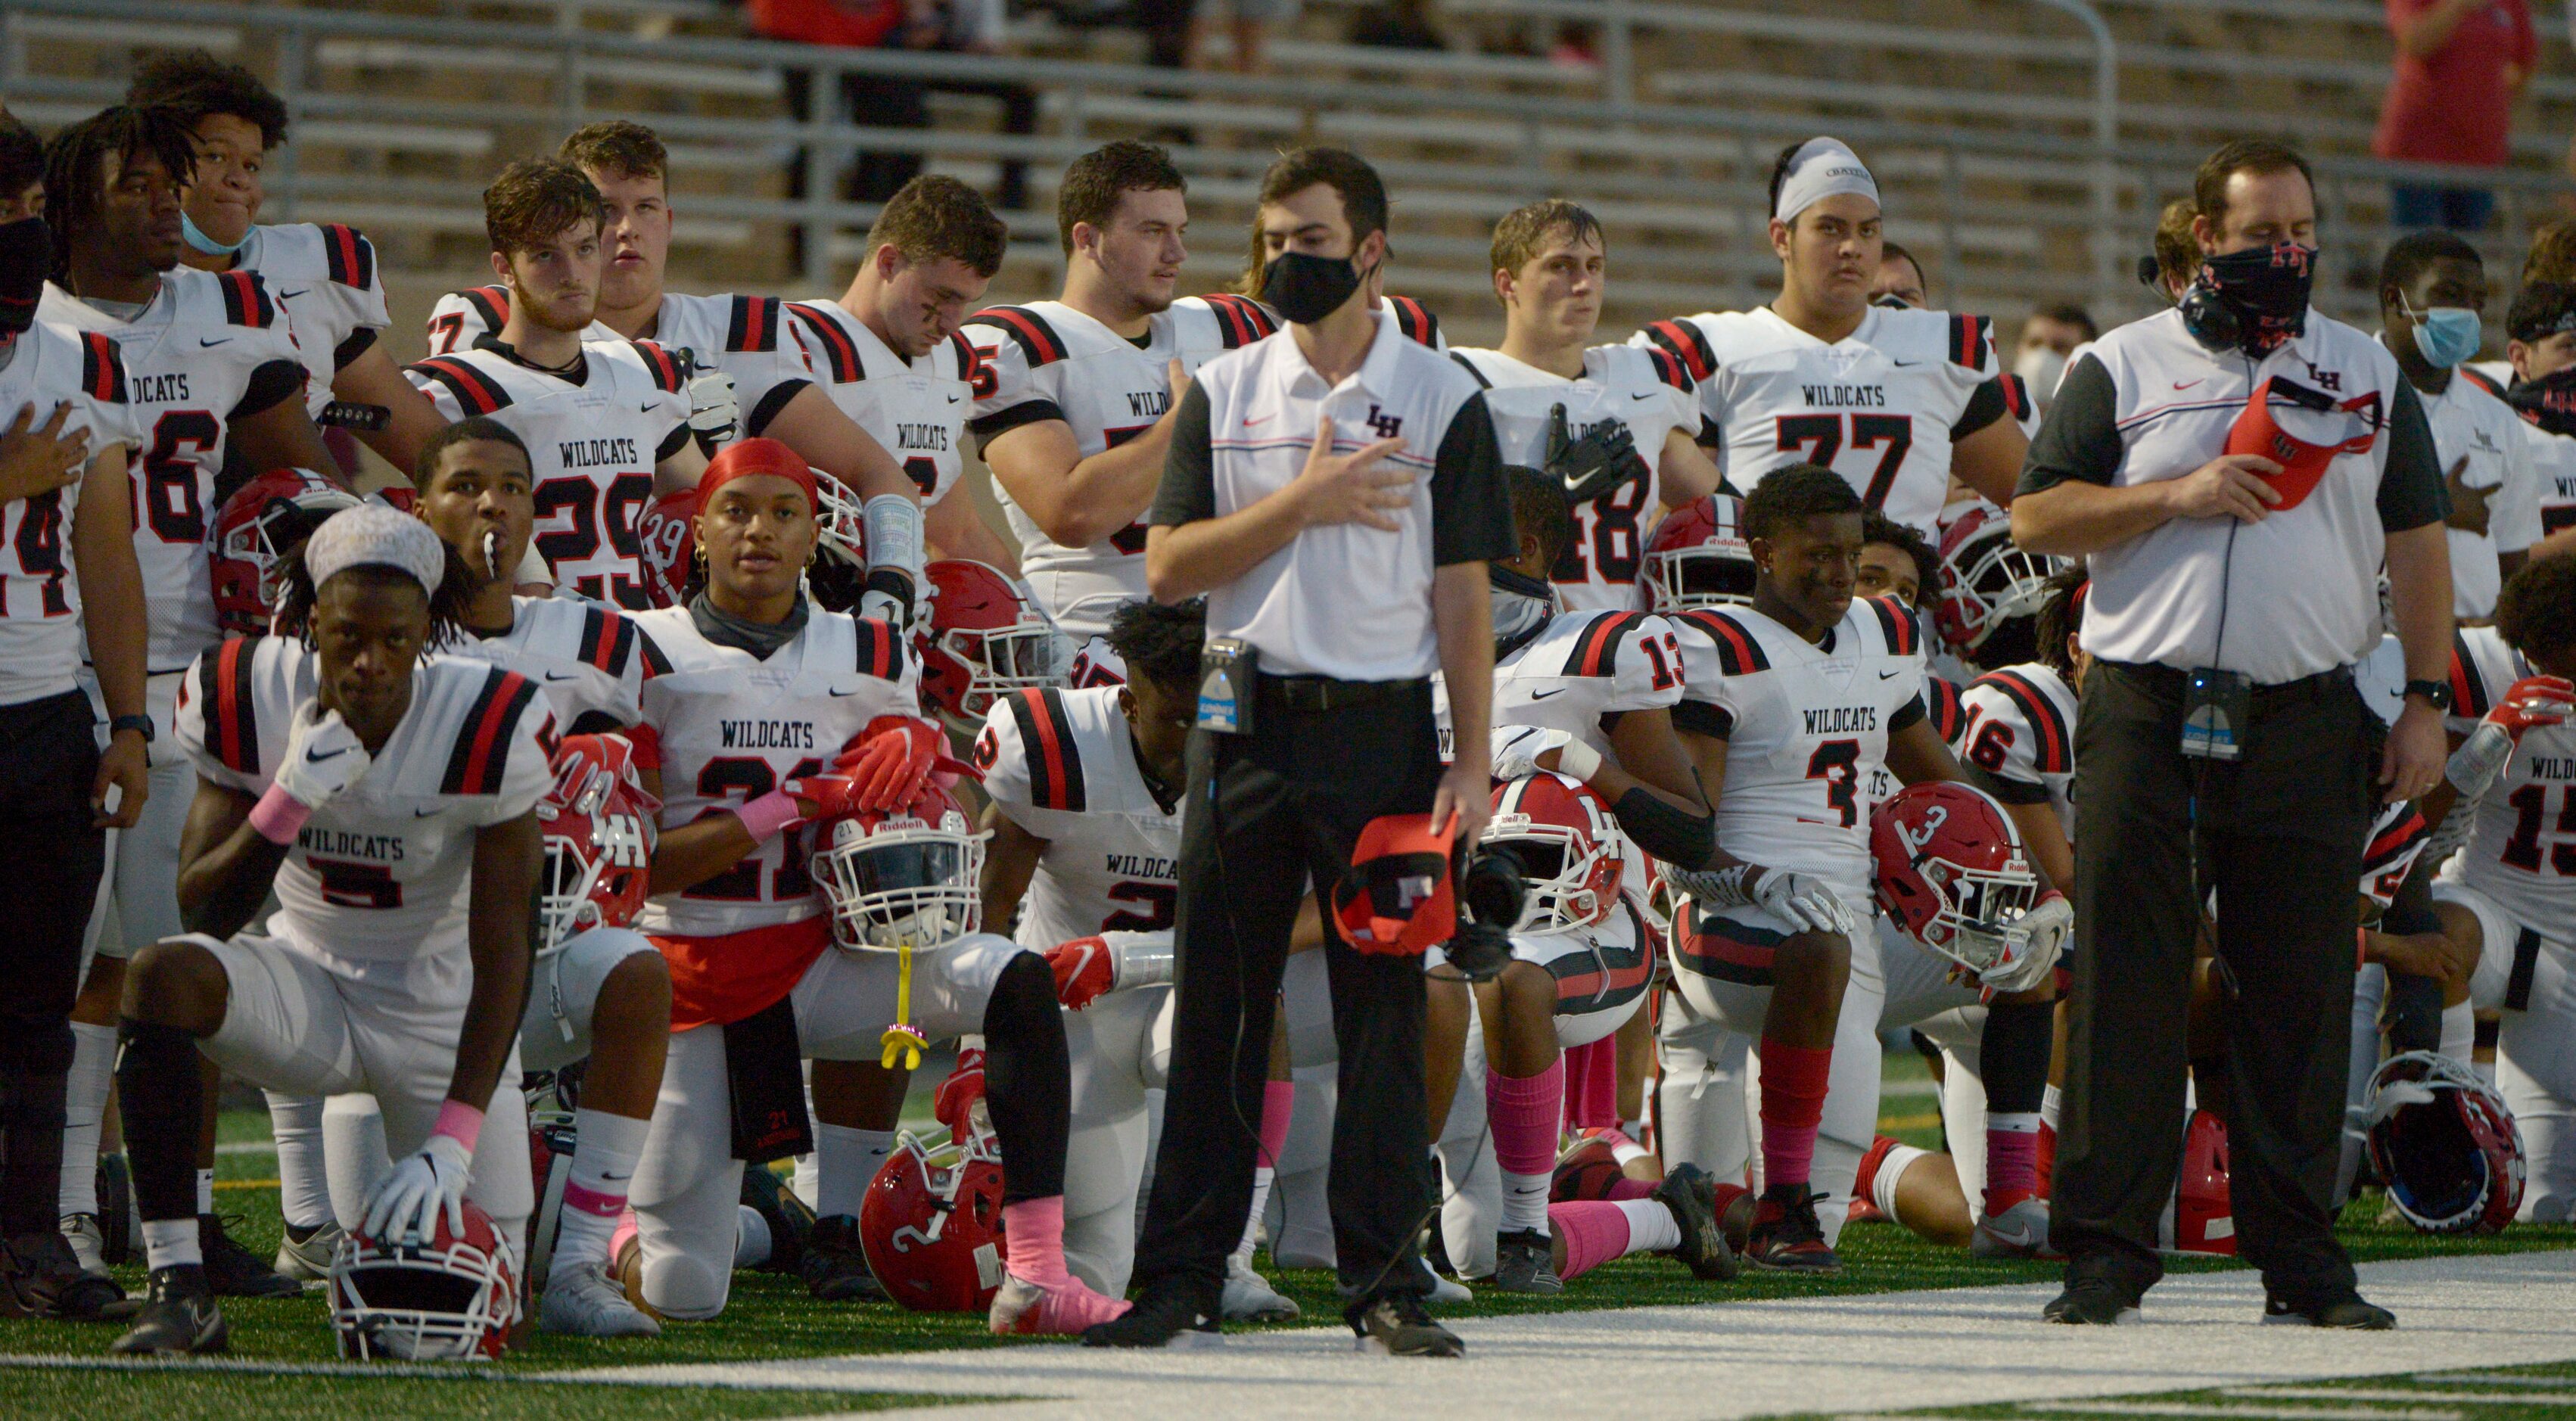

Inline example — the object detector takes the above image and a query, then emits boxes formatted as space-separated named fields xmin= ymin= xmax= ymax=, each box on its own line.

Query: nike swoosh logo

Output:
xmin=1242 ymin=414 xmax=1274 ymax=428
xmin=641 ymin=402 xmax=658 ymax=414
xmin=1528 ymin=687 xmax=1566 ymax=699
xmin=947 ymin=393 xmax=963 ymax=403
xmin=415 ymin=807 xmax=440 ymax=817
xmin=304 ymin=745 xmax=350 ymax=763
xmin=542 ymin=671 xmax=580 ymax=682
xmin=1631 ymin=392 xmax=1658 ymax=402
xmin=1880 ymin=670 xmax=1903 ymax=679
xmin=278 ymin=289 xmax=309 ymax=301
xmin=2173 ymin=378 xmax=2205 ymax=390
xmin=1890 ymin=359 xmax=1920 ymax=367
xmin=829 ymin=686 xmax=862 ymax=697
xmin=199 ymin=337 xmax=231 ymax=347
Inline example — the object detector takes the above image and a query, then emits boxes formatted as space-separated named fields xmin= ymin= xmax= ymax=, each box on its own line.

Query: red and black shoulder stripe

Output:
xmin=441 ymin=667 xmax=543 ymax=795
xmin=1641 ymin=318 xmax=1718 ymax=382
xmin=574 ymin=605 xmax=636 ymax=677
xmin=631 ymin=339 xmax=686 ymax=394
xmin=2459 ymin=365 xmax=2507 ymax=400
xmin=459 ymin=285 xmax=510 ymax=334
xmin=198 ymin=636 xmax=264 ymax=776
xmin=1386 ymin=294 xmax=1440 ymax=347
xmin=789 ymin=303 xmax=865 ymax=384
xmin=973 ymin=306 xmax=1068 ymax=368
xmin=79 ymin=332 xmax=126 ymax=404
xmin=1003 ymin=686 xmax=1086 ymax=811
xmin=1863 ymin=595 xmax=1921 ymax=657
xmin=1561 ymin=610 xmax=1645 ymax=679
xmin=2449 ymin=632 xmax=2494 ymax=717
xmin=1678 ymin=608 xmax=1770 ymax=676
xmin=725 ymin=294 xmax=782 ymax=353
xmin=319 ymin=223 xmax=376 ymax=290
xmin=1927 ymin=674 xmax=1968 ymax=744
xmin=405 ymin=356 xmax=512 ymax=415
xmin=1999 ymin=371 xmax=2033 ymax=422
xmin=1948 ymin=313 xmax=1993 ymax=370
xmin=636 ymin=624 xmax=671 ymax=678
xmin=1201 ymin=293 xmax=1277 ymax=348
xmin=946 ymin=330 xmax=978 ymax=379
xmin=1976 ymin=668 xmax=2072 ymax=775
xmin=1642 ymin=344 xmax=1692 ymax=393
xmin=216 ymin=269 xmax=277 ymax=328
xmin=854 ymin=615 xmax=906 ymax=682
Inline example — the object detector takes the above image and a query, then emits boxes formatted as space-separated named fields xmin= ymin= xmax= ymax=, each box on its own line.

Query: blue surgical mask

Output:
xmin=2406 ymin=301 xmax=2481 ymax=369
xmin=181 ymin=211 xmax=249 ymax=257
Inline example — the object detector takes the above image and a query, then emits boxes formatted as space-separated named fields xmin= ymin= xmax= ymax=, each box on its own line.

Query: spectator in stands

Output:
xmin=1193 ymin=0 xmax=1296 ymax=73
xmin=2014 ymin=303 xmax=2097 ymax=412
xmin=0 ymin=111 xmax=40 ymax=222
xmin=754 ymin=0 xmax=1035 ymax=213
xmin=2372 ymin=0 xmax=2535 ymax=233
xmin=1872 ymin=239 xmax=1927 ymax=308
xmin=2523 ymin=217 xmax=2576 ymax=285
xmin=2143 ymin=197 xmax=2197 ymax=303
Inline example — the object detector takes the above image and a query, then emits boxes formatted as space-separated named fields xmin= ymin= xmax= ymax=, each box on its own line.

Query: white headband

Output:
xmin=305 ymin=502 xmax=449 ymax=596
xmin=1773 ymin=138 xmax=1880 ymax=224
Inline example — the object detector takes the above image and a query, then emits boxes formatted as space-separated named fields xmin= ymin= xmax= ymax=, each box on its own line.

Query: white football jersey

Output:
xmin=1864 ymin=673 xmax=1968 ymax=811
xmin=632 ymin=607 xmax=917 ymax=937
xmin=972 ymin=684 xmax=1182 ymax=950
xmin=2429 ymin=369 xmax=2540 ymax=619
xmin=786 ymin=300 xmax=974 ymax=506
xmin=2442 ymin=626 xmax=2576 ymax=934
xmin=1669 ymin=595 xmax=1929 ymax=900
xmin=1433 ymin=608 xmax=1686 ymax=760
xmin=425 ymin=285 xmax=814 ymax=442
xmin=41 ymin=273 xmax=306 ymax=672
xmin=1634 ymin=304 xmax=2000 ymax=536
xmin=1956 ymin=662 xmax=2078 ymax=838
xmin=1450 ymin=344 xmax=1699 ymax=612
xmin=232 ymin=222 xmax=391 ymax=418
xmin=1514 ymin=894 xmax=1656 ymax=1028
xmin=404 ymin=339 xmax=691 ymax=610
xmin=0 ymin=324 xmax=135 ymax=705
xmin=437 ymin=595 xmax=668 ymax=731
xmin=174 ymin=636 xmax=555 ymax=965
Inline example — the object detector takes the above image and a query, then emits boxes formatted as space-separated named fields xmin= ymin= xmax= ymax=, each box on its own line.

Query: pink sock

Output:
xmin=1605 ymin=1177 xmax=1657 ymax=1201
xmin=1258 ymin=1080 xmax=1295 ymax=1170
xmin=1567 ymin=1039 xmax=1619 ymax=1131
xmin=610 ymin=1207 xmax=638 ymax=1266
xmin=996 ymin=1195 xmax=1129 ymax=1333
xmin=1486 ymin=1059 xmax=1566 ymax=1178
xmin=1758 ymin=1040 xmax=1832 ymax=1190
xmin=1549 ymin=1200 xmax=1631 ymax=1282
xmin=1986 ymin=1125 xmax=2041 ymax=1211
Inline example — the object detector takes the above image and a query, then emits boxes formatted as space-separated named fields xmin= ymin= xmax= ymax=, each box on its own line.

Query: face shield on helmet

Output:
xmin=328 ymin=1200 xmax=518 ymax=1360
xmin=814 ymin=792 xmax=988 ymax=952
xmin=1871 ymin=780 xmax=2044 ymax=977
xmin=1642 ymin=494 xmax=1758 ymax=612
xmin=535 ymin=734 xmax=661 ymax=958
xmin=1936 ymin=505 xmax=2063 ymax=655
xmin=1481 ymin=772 xmax=1624 ymax=934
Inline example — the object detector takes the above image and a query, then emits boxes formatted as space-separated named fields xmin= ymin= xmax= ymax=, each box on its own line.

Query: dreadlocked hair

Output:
xmin=270 ymin=541 xmax=479 ymax=652
xmin=1105 ymin=596 xmax=1206 ymax=697
xmin=42 ymin=105 xmax=200 ymax=281
xmin=2033 ymin=565 xmax=2089 ymax=676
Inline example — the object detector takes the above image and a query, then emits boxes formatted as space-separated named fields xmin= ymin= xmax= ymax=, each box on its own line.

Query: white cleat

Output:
xmin=59 ymin=1214 xmax=110 ymax=1280
xmin=272 ymin=1220 xmax=344 ymax=1283
xmin=1221 ymin=1255 xmax=1299 ymax=1322
xmin=1971 ymin=1196 xmax=2061 ymax=1260
xmin=540 ymin=1259 xmax=662 ymax=1338
xmin=1424 ymin=1267 xmax=1473 ymax=1308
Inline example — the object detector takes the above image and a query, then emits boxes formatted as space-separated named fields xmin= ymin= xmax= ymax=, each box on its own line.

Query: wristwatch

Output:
xmin=2400 ymin=679 xmax=2452 ymax=713
xmin=110 ymin=714 xmax=154 ymax=743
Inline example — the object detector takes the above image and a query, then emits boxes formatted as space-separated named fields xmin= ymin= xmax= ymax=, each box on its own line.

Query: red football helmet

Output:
xmin=537 ymin=735 xmax=660 ymax=959
xmin=858 ymin=1127 xmax=1007 ymax=1313
xmin=1937 ymin=503 xmax=2062 ymax=653
xmin=814 ymin=470 xmax=868 ymax=567
xmin=2160 ymin=1107 xmax=2235 ymax=1255
xmin=1641 ymin=494 xmax=1756 ymax=613
xmin=916 ymin=561 xmax=1072 ymax=729
xmin=1871 ymin=781 xmax=2045 ymax=978
xmin=1482 ymin=772 xmax=1624 ymax=933
xmin=2366 ymin=1050 xmax=2525 ymax=1235
xmin=636 ymin=489 xmax=695 ymax=608
xmin=210 ymin=468 xmax=362 ymax=633
xmin=813 ymin=785 xmax=988 ymax=952
xmin=329 ymin=1199 xmax=520 ymax=1359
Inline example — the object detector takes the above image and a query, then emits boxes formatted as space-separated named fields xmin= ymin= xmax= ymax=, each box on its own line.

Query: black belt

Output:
xmin=1255 ymin=674 xmax=1428 ymax=714
xmin=2108 ymin=660 xmax=2354 ymax=711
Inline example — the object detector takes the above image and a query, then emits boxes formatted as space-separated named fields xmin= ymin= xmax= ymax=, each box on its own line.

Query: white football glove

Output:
xmin=1986 ymin=892 xmax=2071 ymax=994
xmin=686 ymin=368 xmax=739 ymax=445
xmin=274 ymin=701 xmax=372 ymax=810
xmin=1667 ymin=862 xmax=1859 ymax=939
xmin=362 ymin=1130 xmax=473 ymax=1245
xmin=1490 ymin=724 xmax=1601 ymax=783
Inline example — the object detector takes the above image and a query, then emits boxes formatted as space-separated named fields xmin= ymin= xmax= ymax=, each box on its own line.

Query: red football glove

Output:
xmin=837 ymin=715 xmax=944 ymax=813
xmin=616 ymin=721 xmax=662 ymax=771
xmin=2488 ymin=674 xmax=2576 ymax=740
xmin=782 ymin=770 xmax=867 ymax=822
xmin=933 ymin=1047 xmax=986 ymax=1143
xmin=1045 ymin=937 xmax=1117 ymax=1010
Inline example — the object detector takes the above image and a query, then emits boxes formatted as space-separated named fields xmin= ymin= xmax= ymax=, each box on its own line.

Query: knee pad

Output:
xmin=641 ymin=1253 xmax=731 ymax=1322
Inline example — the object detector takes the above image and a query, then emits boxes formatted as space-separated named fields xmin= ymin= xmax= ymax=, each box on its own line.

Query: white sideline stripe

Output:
xmin=524 ymin=1253 xmax=2576 ymax=1419
xmin=0 ymin=1353 xmax=916 ymax=1392
xmin=2024 ymin=1407 xmax=2462 ymax=1420
xmin=2233 ymin=1387 xmax=2576 ymax=1404
xmin=2418 ymin=1373 xmax=2576 ymax=1386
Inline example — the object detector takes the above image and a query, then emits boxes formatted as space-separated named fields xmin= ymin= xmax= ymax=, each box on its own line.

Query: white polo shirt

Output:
xmin=1150 ymin=322 xmax=1512 ymax=681
xmin=2416 ymin=365 xmax=2538 ymax=620
xmin=2018 ymin=307 xmax=2447 ymax=685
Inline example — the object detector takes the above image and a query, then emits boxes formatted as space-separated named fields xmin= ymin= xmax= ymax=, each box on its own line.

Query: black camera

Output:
xmin=1443 ymin=846 xmax=1527 ymax=983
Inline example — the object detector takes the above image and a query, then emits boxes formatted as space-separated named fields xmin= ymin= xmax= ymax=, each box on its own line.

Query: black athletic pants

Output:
xmin=1131 ymin=677 xmax=1444 ymax=1307
xmin=2051 ymin=661 xmax=2379 ymax=1305
xmin=0 ymin=690 xmax=104 ymax=1239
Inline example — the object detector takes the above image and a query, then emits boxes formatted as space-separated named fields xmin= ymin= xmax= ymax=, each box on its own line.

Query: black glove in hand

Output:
xmin=1543 ymin=402 xmax=1645 ymax=505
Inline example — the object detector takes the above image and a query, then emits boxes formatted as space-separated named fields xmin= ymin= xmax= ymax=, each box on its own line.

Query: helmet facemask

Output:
xmin=817 ymin=811 xmax=988 ymax=952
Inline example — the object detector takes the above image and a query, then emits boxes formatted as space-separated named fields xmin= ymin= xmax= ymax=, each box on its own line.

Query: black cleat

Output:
xmin=2264 ymin=1292 xmax=2394 ymax=1329
xmin=110 ymin=1265 xmax=227 ymax=1355
xmin=2042 ymin=1276 xmax=2142 ymax=1325
xmin=801 ymin=1214 xmax=885 ymax=1302
xmin=1656 ymin=1164 xmax=1739 ymax=1281
xmin=1 ymin=1231 xmax=117 ymax=1320
xmin=741 ymin=1166 xmax=816 ymax=1276
xmin=1489 ymin=1229 xmax=1562 ymax=1295
xmin=98 ymin=1154 xmax=133 ymax=1267
xmin=1083 ymin=1281 xmax=1222 ymax=1349
xmin=1347 ymin=1290 xmax=1463 ymax=1357
xmin=1744 ymin=1186 xmax=1841 ymax=1274
xmin=201 ymin=1214 xmax=298 ymax=1298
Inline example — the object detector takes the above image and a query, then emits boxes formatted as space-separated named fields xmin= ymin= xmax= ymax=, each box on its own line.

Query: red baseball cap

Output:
xmin=2223 ymin=375 xmax=2382 ymax=512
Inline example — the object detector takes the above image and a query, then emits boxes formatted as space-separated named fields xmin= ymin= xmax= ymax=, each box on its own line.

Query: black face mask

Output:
xmin=0 ymin=218 xmax=51 ymax=337
xmin=1259 ymin=250 xmax=1367 ymax=326
xmin=2509 ymin=365 xmax=2576 ymax=438
xmin=2179 ymin=241 xmax=2316 ymax=357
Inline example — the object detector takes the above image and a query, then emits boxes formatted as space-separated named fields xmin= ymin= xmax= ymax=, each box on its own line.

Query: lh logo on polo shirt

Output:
xmin=1365 ymin=405 xmax=1404 ymax=440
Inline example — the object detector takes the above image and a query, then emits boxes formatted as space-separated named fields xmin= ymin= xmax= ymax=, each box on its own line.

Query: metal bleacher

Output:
xmin=1 ymin=0 xmax=2560 ymax=347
